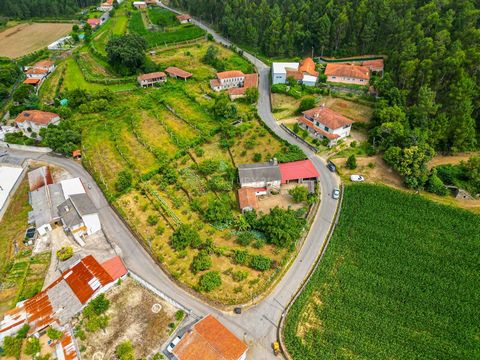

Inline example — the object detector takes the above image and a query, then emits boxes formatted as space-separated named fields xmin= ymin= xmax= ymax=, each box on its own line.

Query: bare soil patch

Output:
xmin=76 ymin=278 xmax=178 ymax=359
xmin=428 ymin=152 xmax=480 ymax=169
xmin=257 ymin=183 xmax=307 ymax=214
xmin=0 ymin=23 xmax=73 ymax=58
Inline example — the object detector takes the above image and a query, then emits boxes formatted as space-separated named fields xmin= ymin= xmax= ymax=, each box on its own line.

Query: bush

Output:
xmin=426 ymin=170 xmax=448 ymax=196
xmin=346 ymin=154 xmax=357 ymax=169
xmin=257 ymin=207 xmax=306 ymax=248
xmin=297 ymin=96 xmax=316 ymax=113
xmin=274 ymin=145 xmax=307 ymax=163
xmin=289 ymin=186 xmax=309 ymax=202
xmin=147 ymin=214 xmax=159 ymax=226
xmin=47 ymin=327 xmax=63 ymax=340
xmin=204 ymin=197 xmax=233 ymax=225
xmin=231 ymin=270 xmax=248 ymax=282
xmin=198 ymin=271 xmax=222 ymax=292
xmin=16 ymin=324 xmax=30 ymax=339
xmin=171 ymin=224 xmax=201 ymax=251
xmin=115 ymin=171 xmax=132 ymax=192
xmin=116 ymin=340 xmax=134 ymax=360
xmin=88 ymin=294 xmax=110 ymax=315
xmin=250 ymin=255 xmax=272 ymax=271
xmin=233 ymin=250 xmax=250 ymax=265
xmin=236 ymin=232 xmax=254 ymax=246
xmin=175 ymin=310 xmax=185 ymax=321
xmin=24 ymin=337 xmax=41 ymax=356
xmin=56 ymin=246 xmax=73 ymax=261
xmin=3 ymin=336 xmax=22 ymax=358
xmin=253 ymin=153 xmax=262 ymax=162
xmin=191 ymin=250 xmax=212 ymax=274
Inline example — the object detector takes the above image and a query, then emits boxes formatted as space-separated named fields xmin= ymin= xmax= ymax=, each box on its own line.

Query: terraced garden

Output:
xmin=284 ymin=184 xmax=480 ymax=359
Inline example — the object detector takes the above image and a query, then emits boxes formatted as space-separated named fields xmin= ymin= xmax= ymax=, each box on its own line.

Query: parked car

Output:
xmin=167 ymin=336 xmax=181 ymax=353
xmin=350 ymin=175 xmax=365 ymax=182
xmin=332 ymin=188 xmax=340 ymax=199
xmin=327 ymin=161 xmax=336 ymax=172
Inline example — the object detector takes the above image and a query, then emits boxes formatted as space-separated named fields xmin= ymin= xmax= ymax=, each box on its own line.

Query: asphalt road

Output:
xmin=2 ymin=9 xmax=339 ymax=359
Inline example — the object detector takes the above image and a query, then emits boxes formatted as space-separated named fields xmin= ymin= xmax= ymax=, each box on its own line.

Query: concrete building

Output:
xmin=272 ymin=58 xmax=319 ymax=86
xmin=58 ymin=194 xmax=101 ymax=243
xmin=238 ymin=160 xmax=281 ymax=189
xmin=29 ymin=183 xmax=65 ymax=236
xmin=15 ymin=110 xmax=60 ymax=138
xmin=0 ymin=165 xmax=24 ymax=216
xmin=137 ymin=72 xmax=167 ymax=87
xmin=60 ymin=177 xmax=86 ymax=199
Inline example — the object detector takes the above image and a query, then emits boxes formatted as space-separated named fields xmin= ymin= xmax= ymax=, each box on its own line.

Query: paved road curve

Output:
xmin=3 ymin=11 xmax=339 ymax=359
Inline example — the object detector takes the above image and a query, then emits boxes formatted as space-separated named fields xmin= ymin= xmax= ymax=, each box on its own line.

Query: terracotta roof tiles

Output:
xmin=302 ymin=107 xmax=353 ymax=129
xmin=217 ymin=70 xmax=245 ymax=80
xmin=15 ymin=110 xmax=60 ymax=125
xmin=137 ymin=72 xmax=166 ymax=82
xmin=238 ymin=188 xmax=258 ymax=210
xmin=324 ymin=63 xmax=370 ymax=80
xmin=165 ymin=66 xmax=193 ymax=79
xmin=298 ymin=57 xmax=319 ymax=76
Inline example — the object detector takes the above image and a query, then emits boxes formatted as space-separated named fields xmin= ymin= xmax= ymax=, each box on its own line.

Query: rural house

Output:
xmin=324 ymin=63 xmax=370 ymax=85
xmin=176 ymin=14 xmax=192 ymax=23
xmin=0 ymin=255 xmax=128 ymax=344
xmin=137 ymin=72 xmax=167 ymax=87
xmin=279 ymin=160 xmax=319 ymax=185
xmin=238 ymin=159 xmax=282 ymax=189
xmin=165 ymin=66 xmax=193 ymax=81
xmin=210 ymin=71 xmax=258 ymax=100
xmin=171 ymin=314 xmax=248 ymax=360
xmin=98 ymin=0 xmax=114 ymax=11
xmin=29 ymin=183 xmax=66 ymax=236
xmin=15 ymin=110 xmax=60 ymax=138
xmin=87 ymin=18 xmax=101 ymax=28
xmin=23 ymin=60 xmax=55 ymax=90
xmin=272 ymin=57 xmax=319 ymax=86
xmin=133 ymin=1 xmax=147 ymax=9
xmin=58 ymin=193 xmax=102 ymax=244
xmin=297 ymin=106 xmax=353 ymax=146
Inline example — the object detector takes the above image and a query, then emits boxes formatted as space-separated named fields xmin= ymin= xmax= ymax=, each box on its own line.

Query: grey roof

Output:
xmin=47 ymin=279 xmax=83 ymax=324
xmin=30 ymin=184 xmax=65 ymax=227
xmin=238 ymin=162 xmax=281 ymax=185
xmin=58 ymin=193 xmax=97 ymax=229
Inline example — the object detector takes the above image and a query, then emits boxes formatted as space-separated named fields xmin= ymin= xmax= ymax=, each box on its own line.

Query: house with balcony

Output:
xmin=15 ymin=110 xmax=60 ymax=138
xmin=137 ymin=72 xmax=167 ymax=87
xmin=297 ymin=106 xmax=353 ymax=146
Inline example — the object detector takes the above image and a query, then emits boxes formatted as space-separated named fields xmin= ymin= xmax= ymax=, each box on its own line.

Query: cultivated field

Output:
xmin=284 ymin=184 xmax=480 ymax=359
xmin=0 ymin=23 xmax=73 ymax=58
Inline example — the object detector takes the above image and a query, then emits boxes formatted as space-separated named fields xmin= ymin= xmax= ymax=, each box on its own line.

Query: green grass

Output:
xmin=284 ymin=184 xmax=480 ymax=359
xmin=148 ymin=8 xmax=178 ymax=27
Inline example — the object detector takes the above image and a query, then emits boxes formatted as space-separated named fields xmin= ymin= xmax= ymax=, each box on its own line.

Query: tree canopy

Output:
xmin=0 ymin=0 xmax=98 ymax=19
xmin=106 ymin=34 xmax=148 ymax=75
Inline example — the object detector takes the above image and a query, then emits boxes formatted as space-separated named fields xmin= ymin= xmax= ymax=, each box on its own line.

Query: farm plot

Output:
xmin=284 ymin=184 xmax=480 ymax=360
xmin=0 ymin=22 xmax=72 ymax=58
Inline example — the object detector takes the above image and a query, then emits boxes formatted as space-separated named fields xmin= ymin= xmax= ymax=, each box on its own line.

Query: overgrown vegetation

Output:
xmin=284 ymin=184 xmax=480 ymax=359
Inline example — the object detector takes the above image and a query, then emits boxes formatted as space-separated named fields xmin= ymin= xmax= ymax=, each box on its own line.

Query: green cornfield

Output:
xmin=284 ymin=184 xmax=480 ymax=359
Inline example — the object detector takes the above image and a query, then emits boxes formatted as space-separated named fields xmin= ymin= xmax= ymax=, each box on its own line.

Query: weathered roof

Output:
xmin=324 ymin=63 xmax=370 ymax=80
xmin=87 ymin=18 xmax=101 ymax=26
xmin=59 ymin=329 xmax=79 ymax=360
xmin=137 ymin=72 xmax=166 ymax=82
xmin=28 ymin=166 xmax=53 ymax=191
xmin=25 ymin=68 xmax=48 ymax=75
xmin=238 ymin=162 xmax=281 ymax=186
xmin=101 ymin=256 xmax=128 ymax=280
xmin=172 ymin=315 xmax=248 ymax=360
xmin=362 ymin=59 xmax=384 ymax=71
xmin=58 ymin=198 xmax=83 ymax=228
xmin=69 ymin=193 xmax=97 ymax=216
xmin=165 ymin=66 xmax=193 ymax=79
xmin=30 ymin=183 xmax=65 ymax=227
xmin=228 ymin=73 xmax=258 ymax=96
xmin=298 ymin=57 xmax=319 ymax=76
xmin=176 ymin=14 xmax=191 ymax=21
xmin=15 ymin=110 xmax=60 ymax=125
xmin=272 ymin=62 xmax=299 ymax=75
xmin=217 ymin=70 xmax=245 ymax=80
xmin=302 ymin=107 xmax=353 ymax=129
xmin=33 ymin=60 xmax=54 ymax=68
xmin=23 ymin=78 xmax=41 ymax=85
xmin=285 ymin=69 xmax=303 ymax=81
xmin=210 ymin=79 xmax=220 ymax=87
xmin=279 ymin=160 xmax=319 ymax=184
xmin=238 ymin=188 xmax=258 ymax=210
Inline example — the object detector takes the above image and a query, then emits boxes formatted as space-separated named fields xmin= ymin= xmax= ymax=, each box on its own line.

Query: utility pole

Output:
xmin=311 ymin=46 xmax=314 ymax=58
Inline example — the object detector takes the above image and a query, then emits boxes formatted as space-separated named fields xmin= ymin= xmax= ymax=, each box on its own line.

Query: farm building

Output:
xmin=238 ymin=187 xmax=267 ymax=213
xmin=238 ymin=160 xmax=281 ymax=189
xmin=137 ymin=72 xmax=167 ymax=87
xmin=0 ymin=255 xmax=128 ymax=344
xmin=297 ymin=106 xmax=353 ymax=146
xmin=176 ymin=14 xmax=192 ymax=24
xmin=0 ymin=164 xmax=24 ymax=216
xmin=324 ymin=63 xmax=370 ymax=85
xmin=28 ymin=166 xmax=53 ymax=191
xmin=279 ymin=160 xmax=319 ymax=185
xmin=171 ymin=314 xmax=248 ymax=360
xmin=228 ymin=73 xmax=258 ymax=100
xmin=272 ymin=58 xmax=319 ymax=86
xmin=58 ymin=193 xmax=102 ymax=243
xmin=15 ymin=110 xmax=60 ymax=138
xmin=165 ymin=66 xmax=193 ymax=81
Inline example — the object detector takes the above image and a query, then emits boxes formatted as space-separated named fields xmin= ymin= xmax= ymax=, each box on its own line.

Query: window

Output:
xmin=324 ymin=126 xmax=330 ymax=132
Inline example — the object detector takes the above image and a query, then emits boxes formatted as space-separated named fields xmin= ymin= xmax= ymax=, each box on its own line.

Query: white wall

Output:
xmin=332 ymin=125 xmax=351 ymax=139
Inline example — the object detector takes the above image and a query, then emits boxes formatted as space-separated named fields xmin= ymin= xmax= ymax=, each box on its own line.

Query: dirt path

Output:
xmin=428 ymin=152 xmax=479 ymax=169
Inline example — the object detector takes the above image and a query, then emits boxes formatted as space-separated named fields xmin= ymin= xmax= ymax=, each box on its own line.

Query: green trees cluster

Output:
xmin=171 ymin=224 xmax=202 ymax=250
xmin=106 ymin=34 xmax=148 ymax=75
xmin=0 ymin=0 xmax=98 ymax=19
xmin=198 ymin=270 xmax=221 ymax=292
xmin=82 ymin=294 xmax=110 ymax=332
xmin=116 ymin=340 xmax=135 ymax=360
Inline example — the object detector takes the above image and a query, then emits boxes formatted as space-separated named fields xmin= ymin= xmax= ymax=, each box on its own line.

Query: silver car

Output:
xmin=167 ymin=336 xmax=181 ymax=353
xmin=332 ymin=188 xmax=340 ymax=199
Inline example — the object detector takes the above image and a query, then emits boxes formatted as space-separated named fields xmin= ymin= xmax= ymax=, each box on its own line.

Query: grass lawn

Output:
xmin=284 ymin=184 xmax=480 ymax=359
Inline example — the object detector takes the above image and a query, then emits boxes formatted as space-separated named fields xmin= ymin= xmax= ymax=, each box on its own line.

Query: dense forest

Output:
xmin=173 ymin=0 xmax=480 ymax=188
xmin=0 ymin=0 xmax=99 ymax=19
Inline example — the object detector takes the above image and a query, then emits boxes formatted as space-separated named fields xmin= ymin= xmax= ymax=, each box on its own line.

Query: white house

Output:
xmin=272 ymin=58 xmax=319 ymax=86
xmin=15 ymin=110 xmax=60 ymax=138
xmin=210 ymin=70 xmax=246 ymax=91
xmin=137 ymin=72 xmax=167 ymax=87
xmin=297 ymin=106 xmax=353 ymax=146
xmin=60 ymin=177 xmax=86 ymax=199
xmin=133 ymin=1 xmax=147 ymax=9
xmin=176 ymin=14 xmax=192 ymax=24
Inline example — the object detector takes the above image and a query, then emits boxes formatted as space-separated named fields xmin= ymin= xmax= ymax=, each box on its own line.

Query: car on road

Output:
xmin=350 ymin=175 xmax=365 ymax=182
xmin=332 ymin=188 xmax=340 ymax=199
xmin=327 ymin=161 xmax=336 ymax=172
xmin=166 ymin=336 xmax=181 ymax=353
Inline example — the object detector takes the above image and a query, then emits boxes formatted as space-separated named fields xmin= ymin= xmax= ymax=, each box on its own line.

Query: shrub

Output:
xmin=252 ymin=239 xmax=266 ymax=249
xmin=297 ymin=96 xmax=316 ymax=113
xmin=24 ymin=337 xmax=41 ymax=356
xmin=204 ymin=197 xmax=233 ymax=225
xmin=198 ymin=271 xmax=222 ymax=292
xmin=289 ymin=186 xmax=309 ymax=202
xmin=47 ymin=327 xmax=64 ymax=340
xmin=250 ymin=255 xmax=272 ymax=271
xmin=3 ymin=336 xmax=22 ymax=358
xmin=197 ymin=159 xmax=219 ymax=175
xmin=171 ymin=224 xmax=201 ymax=250
xmin=147 ymin=214 xmax=159 ymax=226
xmin=191 ymin=250 xmax=212 ymax=274
xmin=115 ymin=171 xmax=132 ymax=192
xmin=236 ymin=232 xmax=254 ymax=247
xmin=257 ymin=207 xmax=306 ymax=248
xmin=346 ymin=154 xmax=357 ymax=169
xmin=293 ymin=123 xmax=300 ymax=133
xmin=233 ymin=250 xmax=250 ymax=265
xmin=116 ymin=340 xmax=134 ymax=360
xmin=156 ymin=225 xmax=165 ymax=235
xmin=16 ymin=324 xmax=30 ymax=339
xmin=231 ymin=270 xmax=248 ymax=282
xmin=253 ymin=153 xmax=262 ymax=162
xmin=89 ymin=294 xmax=110 ymax=315
xmin=175 ymin=310 xmax=185 ymax=321
xmin=426 ymin=170 xmax=448 ymax=196
xmin=350 ymin=140 xmax=357 ymax=148
xmin=56 ymin=246 xmax=73 ymax=261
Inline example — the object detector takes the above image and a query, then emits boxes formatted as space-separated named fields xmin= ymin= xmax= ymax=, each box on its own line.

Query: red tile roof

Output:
xmin=298 ymin=117 xmax=339 ymax=140
xmin=28 ymin=166 xmax=53 ymax=191
xmin=210 ymin=79 xmax=220 ymax=87
xmin=238 ymin=188 xmax=258 ymax=210
xmin=137 ymin=72 xmax=166 ymax=82
xmin=172 ymin=315 xmax=248 ymax=360
xmin=63 ymin=255 xmax=113 ymax=304
xmin=362 ymin=59 xmax=384 ymax=71
xmin=279 ymin=159 xmax=319 ymax=184
xmin=165 ymin=66 xmax=193 ymax=79
xmin=15 ymin=110 xmax=60 ymax=125
xmin=298 ymin=57 xmax=319 ymax=76
xmin=228 ymin=73 xmax=258 ymax=96
xmin=26 ymin=68 xmax=48 ymax=75
xmin=285 ymin=69 xmax=303 ymax=81
xmin=302 ymin=107 xmax=353 ymax=129
xmin=217 ymin=70 xmax=244 ymax=80
xmin=34 ymin=60 xmax=55 ymax=68
xmin=23 ymin=78 xmax=41 ymax=85
xmin=101 ymin=256 xmax=128 ymax=281
xmin=87 ymin=18 xmax=101 ymax=27
xmin=324 ymin=63 xmax=370 ymax=80
xmin=60 ymin=330 xmax=79 ymax=360
xmin=72 ymin=149 xmax=81 ymax=158
xmin=176 ymin=14 xmax=191 ymax=21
